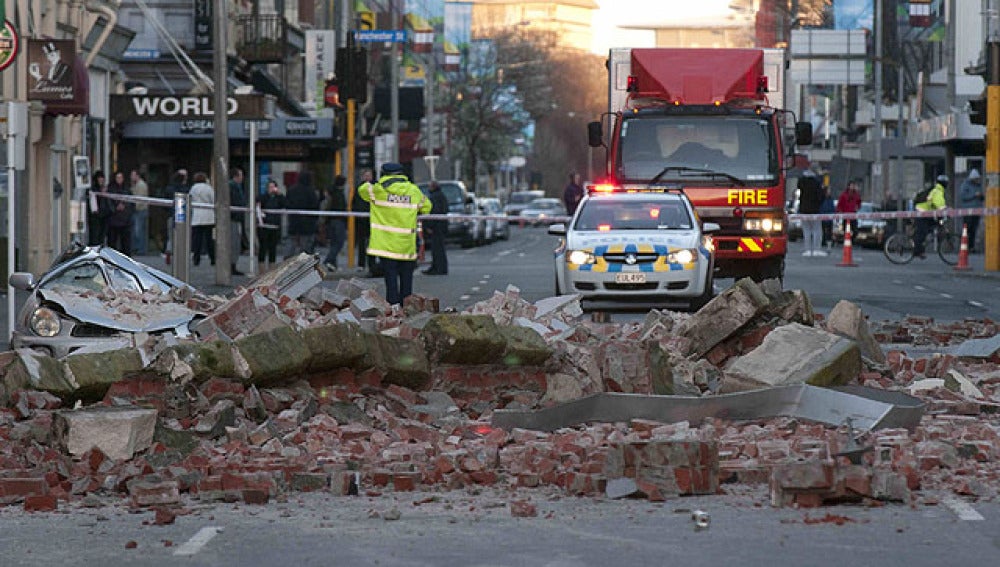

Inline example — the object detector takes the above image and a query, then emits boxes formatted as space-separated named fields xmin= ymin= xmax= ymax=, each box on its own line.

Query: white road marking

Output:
xmin=940 ymin=293 xmax=953 ymax=299
xmin=969 ymin=300 xmax=985 ymax=307
xmin=459 ymin=294 xmax=471 ymax=301
xmin=914 ymin=285 xmax=927 ymax=291
xmin=518 ymin=252 xmax=526 ymax=257
xmin=174 ymin=526 xmax=223 ymax=556
xmin=942 ymin=497 xmax=984 ymax=521
xmin=483 ymin=274 xmax=491 ymax=279
xmin=471 ymin=286 xmax=480 ymax=292
xmin=497 ymin=250 xmax=514 ymax=257
xmin=478 ymin=280 xmax=487 ymax=285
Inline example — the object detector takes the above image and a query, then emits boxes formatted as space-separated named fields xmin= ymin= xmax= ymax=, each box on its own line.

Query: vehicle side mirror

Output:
xmin=548 ymin=223 xmax=567 ymax=236
xmin=9 ymin=272 xmax=36 ymax=291
xmin=795 ymin=122 xmax=813 ymax=147
xmin=587 ymin=121 xmax=604 ymax=148
xmin=702 ymin=222 xmax=720 ymax=233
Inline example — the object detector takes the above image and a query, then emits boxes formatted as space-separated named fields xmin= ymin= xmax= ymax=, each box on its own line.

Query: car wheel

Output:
xmin=750 ymin=257 xmax=784 ymax=287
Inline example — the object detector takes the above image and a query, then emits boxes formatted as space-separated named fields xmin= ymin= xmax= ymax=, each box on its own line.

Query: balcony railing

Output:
xmin=235 ymin=14 xmax=287 ymax=63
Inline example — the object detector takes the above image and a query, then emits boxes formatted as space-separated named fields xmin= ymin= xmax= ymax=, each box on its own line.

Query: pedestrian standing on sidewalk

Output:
xmin=86 ymin=171 xmax=108 ymax=246
xmin=422 ymin=180 xmax=449 ymax=275
xmin=285 ymin=171 xmax=320 ymax=256
xmin=959 ymin=169 xmax=984 ymax=252
xmin=797 ymin=169 xmax=825 ymax=257
xmin=563 ymin=172 xmax=584 ymax=216
xmin=229 ymin=168 xmax=247 ymax=275
xmin=189 ymin=172 xmax=216 ymax=266
xmin=819 ymin=186 xmax=835 ymax=248
xmin=257 ymin=179 xmax=285 ymax=270
xmin=360 ymin=163 xmax=431 ymax=305
xmin=320 ymin=176 xmax=348 ymax=271
xmin=130 ymin=169 xmax=149 ymax=255
xmin=104 ymin=171 xmax=135 ymax=256
xmin=353 ymin=169 xmax=376 ymax=275
xmin=836 ymin=179 xmax=862 ymax=237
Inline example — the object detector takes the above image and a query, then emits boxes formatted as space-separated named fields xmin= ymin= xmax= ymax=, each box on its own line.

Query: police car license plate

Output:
xmin=615 ymin=272 xmax=646 ymax=284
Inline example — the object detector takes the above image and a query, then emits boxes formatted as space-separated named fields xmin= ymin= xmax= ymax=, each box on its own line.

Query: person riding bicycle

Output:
xmin=912 ymin=174 xmax=948 ymax=259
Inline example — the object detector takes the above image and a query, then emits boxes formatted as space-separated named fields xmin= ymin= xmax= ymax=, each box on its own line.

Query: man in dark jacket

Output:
xmin=285 ymin=171 xmax=320 ymax=256
xmin=563 ymin=172 xmax=584 ymax=216
xmin=422 ymin=181 xmax=449 ymax=275
xmin=104 ymin=170 xmax=135 ymax=255
xmin=229 ymin=168 xmax=247 ymax=275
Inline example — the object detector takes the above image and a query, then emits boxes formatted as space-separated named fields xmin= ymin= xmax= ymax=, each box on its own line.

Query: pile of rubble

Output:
xmin=0 ymin=263 xmax=998 ymax=516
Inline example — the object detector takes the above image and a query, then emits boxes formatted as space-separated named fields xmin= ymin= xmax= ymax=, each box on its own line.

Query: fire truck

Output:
xmin=589 ymin=48 xmax=812 ymax=282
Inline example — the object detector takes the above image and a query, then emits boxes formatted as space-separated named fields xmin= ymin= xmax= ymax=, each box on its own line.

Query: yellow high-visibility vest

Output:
xmin=360 ymin=174 xmax=431 ymax=260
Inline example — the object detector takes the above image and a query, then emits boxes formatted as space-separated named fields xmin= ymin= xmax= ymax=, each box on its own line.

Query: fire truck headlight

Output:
xmin=567 ymin=250 xmax=596 ymax=265
xmin=744 ymin=217 xmax=783 ymax=232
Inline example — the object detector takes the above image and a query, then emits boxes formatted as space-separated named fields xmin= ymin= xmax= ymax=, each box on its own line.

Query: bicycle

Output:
xmin=883 ymin=217 xmax=960 ymax=265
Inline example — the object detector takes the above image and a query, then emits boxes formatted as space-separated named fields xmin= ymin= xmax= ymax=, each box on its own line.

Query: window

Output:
xmin=44 ymin=263 xmax=107 ymax=293
xmin=576 ymin=200 xmax=691 ymax=231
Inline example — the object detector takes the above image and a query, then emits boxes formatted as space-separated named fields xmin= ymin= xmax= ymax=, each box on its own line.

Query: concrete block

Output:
xmin=367 ymin=333 xmax=431 ymax=390
xmin=722 ymin=323 xmax=861 ymax=392
xmin=61 ymin=348 xmax=145 ymax=401
xmin=826 ymin=300 xmax=885 ymax=364
xmin=421 ymin=314 xmax=507 ymax=364
xmin=235 ymin=326 xmax=312 ymax=385
xmin=52 ymin=406 xmax=158 ymax=461
xmin=299 ymin=322 xmax=370 ymax=372
xmin=497 ymin=325 xmax=552 ymax=366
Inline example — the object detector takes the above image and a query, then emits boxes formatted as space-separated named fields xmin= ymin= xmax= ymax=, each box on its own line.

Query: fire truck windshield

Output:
xmin=617 ymin=116 xmax=778 ymax=184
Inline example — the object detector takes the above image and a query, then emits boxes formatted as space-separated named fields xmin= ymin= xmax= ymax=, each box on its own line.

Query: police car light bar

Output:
xmin=586 ymin=183 xmax=686 ymax=196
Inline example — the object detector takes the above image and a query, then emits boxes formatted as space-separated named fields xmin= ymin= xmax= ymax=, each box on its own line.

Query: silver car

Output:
xmin=8 ymin=243 xmax=205 ymax=358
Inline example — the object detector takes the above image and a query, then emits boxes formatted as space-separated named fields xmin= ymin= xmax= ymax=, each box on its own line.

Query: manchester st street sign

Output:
xmin=111 ymin=94 xmax=269 ymax=122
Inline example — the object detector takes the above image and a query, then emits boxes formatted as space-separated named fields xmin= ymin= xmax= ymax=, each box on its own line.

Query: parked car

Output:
xmin=832 ymin=201 xmax=886 ymax=248
xmin=519 ymin=198 xmax=566 ymax=225
xmin=418 ymin=180 xmax=478 ymax=247
xmin=477 ymin=197 xmax=509 ymax=241
xmin=8 ymin=243 xmax=204 ymax=359
xmin=504 ymin=190 xmax=544 ymax=221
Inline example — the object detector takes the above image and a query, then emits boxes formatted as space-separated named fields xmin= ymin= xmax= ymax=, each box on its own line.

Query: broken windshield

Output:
xmin=617 ymin=116 xmax=777 ymax=184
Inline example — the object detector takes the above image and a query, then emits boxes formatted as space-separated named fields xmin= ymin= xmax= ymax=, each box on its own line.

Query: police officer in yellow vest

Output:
xmin=360 ymin=163 xmax=432 ymax=304
xmin=913 ymin=174 xmax=948 ymax=259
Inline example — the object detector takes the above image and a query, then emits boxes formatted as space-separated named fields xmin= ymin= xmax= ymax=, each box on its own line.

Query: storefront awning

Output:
xmin=120 ymin=116 xmax=333 ymax=140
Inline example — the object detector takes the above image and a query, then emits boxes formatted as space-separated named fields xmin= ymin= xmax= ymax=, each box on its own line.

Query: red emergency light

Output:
xmin=627 ymin=75 xmax=639 ymax=93
xmin=756 ymin=75 xmax=768 ymax=95
xmin=597 ymin=224 xmax=611 ymax=232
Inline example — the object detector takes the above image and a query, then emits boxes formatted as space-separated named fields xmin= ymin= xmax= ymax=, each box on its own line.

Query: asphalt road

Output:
xmin=1 ymin=487 xmax=998 ymax=567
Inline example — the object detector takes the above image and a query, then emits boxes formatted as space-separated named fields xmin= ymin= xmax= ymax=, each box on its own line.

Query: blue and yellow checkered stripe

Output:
xmin=569 ymin=243 xmax=696 ymax=272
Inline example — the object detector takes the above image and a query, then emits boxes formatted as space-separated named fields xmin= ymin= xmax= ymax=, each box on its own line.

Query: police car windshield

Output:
xmin=574 ymin=199 xmax=692 ymax=231
xmin=617 ymin=116 xmax=777 ymax=184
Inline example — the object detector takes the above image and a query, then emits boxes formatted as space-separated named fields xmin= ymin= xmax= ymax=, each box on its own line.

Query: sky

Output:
xmin=591 ymin=0 xmax=737 ymax=55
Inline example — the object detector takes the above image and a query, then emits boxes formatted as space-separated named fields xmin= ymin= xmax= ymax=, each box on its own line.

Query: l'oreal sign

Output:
xmin=111 ymin=94 xmax=267 ymax=121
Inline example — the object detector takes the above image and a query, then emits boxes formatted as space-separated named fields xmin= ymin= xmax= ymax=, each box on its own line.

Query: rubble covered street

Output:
xmin=0 ymin=256 xmax=999 ymax=563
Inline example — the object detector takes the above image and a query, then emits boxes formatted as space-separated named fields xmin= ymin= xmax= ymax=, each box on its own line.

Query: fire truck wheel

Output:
xmin=751 ymin=258 xmax=784 ymax=286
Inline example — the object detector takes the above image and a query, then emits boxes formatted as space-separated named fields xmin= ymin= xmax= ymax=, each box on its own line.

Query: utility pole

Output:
xmin=391 ymin=0 xmax=400 ymax=162
xmin=213 ymin=0 xmax=231 ymax=285
xmin=986 ymin=11 xmax=1000 ymax=272
xmin=896 ymin=10 xmax=905 ymax=232
xmin=873 ymin=0 xmax=883 ymax=203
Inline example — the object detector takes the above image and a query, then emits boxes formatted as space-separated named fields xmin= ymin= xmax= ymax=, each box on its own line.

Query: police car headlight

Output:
xmin=30 ymin=307 xmax=61 ymax=337
xmin=567 ymin=250 xmax=596 ymax=265
xmin=667 ymin=249 xmax=696 ymax=264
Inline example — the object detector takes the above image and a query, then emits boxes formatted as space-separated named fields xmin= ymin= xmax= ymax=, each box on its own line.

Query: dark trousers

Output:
xmin=191 ymin=225 xmax=215 ymax=265
xmin=106 ymin=224 xmax=132 ymax=256
xmin=324 ymin=220 xmax=347 ymax=267
xmin=913 ymin=217 xmax=935 ymax=257
xmin=381 ymin=258 xmax=416 ymax=305
xmin=258 ymin=227 xmax=280 ymax=264
xmin=821 ymin=221 xmax=832 ymax=245
xmin=87 ymin=215 xmax=105 ymax=246
xmin=428 ymin=226 xmax=448 ymax=273
xmin=963 ymin=216 xmax=981 ymax=251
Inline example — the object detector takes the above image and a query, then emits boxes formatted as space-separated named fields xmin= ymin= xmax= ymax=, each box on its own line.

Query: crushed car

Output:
xmin=7 ymin=243 xmax=212 ymax=359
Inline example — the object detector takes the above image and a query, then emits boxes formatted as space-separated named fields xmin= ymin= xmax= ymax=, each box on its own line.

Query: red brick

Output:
xmin=392 ymin=472 xmax=419 ymax=492
xmin=242 ymin=489 xmax=270 ymax=505
xmin=23 ymin=495 xmax=57 ymax=512
xmin=510 ymin=500 xmax=537 ymax=517
xmin=200 ymin=378 xmax=245 ymax=400
xmin=0 ymin=478 xmax=48 ymax=499
xmin=153 ymin=507 xmax=177 ymax=525
xmin=794 ymin=493 xmax=824 ymax=508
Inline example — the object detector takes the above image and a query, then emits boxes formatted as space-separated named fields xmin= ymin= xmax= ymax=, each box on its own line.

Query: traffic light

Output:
xmin=335 ymin=47 xmax=368 ymax=103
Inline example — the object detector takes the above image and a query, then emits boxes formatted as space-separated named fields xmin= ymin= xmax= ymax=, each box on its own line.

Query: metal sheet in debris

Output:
xmin=491 ymin=385 xmax=924 ymax=432
xmin=951 ymin=335 xmax=1000 ymax=359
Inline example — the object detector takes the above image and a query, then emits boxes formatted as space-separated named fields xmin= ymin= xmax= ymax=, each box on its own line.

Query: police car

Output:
xmin=548 ymin=186 xmax=719 ymax=310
